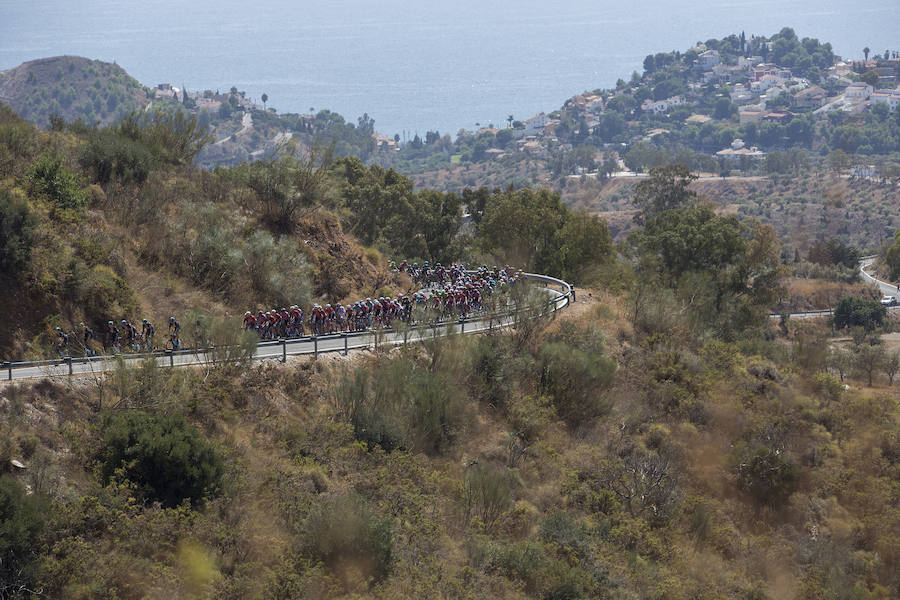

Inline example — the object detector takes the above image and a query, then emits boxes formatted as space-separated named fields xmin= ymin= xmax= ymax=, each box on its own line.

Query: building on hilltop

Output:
xmin=641 ymin=95 xmax=685 ymax=114
xmin=793 ymin=85 xmax=827 ymax=108
xmin=751 ymin=63 xmax=791 ymax=82
xmin=871 ymin=89 xmax=900 ymax=111
xmin=697 ymin=49 xmax=720 ymax=71
xmin=844 ymin=82 xmax=873 ymax=100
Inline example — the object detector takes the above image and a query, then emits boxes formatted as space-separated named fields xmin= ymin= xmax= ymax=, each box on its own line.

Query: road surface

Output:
xmin=859 ymin=257 xmax=898 ymax=297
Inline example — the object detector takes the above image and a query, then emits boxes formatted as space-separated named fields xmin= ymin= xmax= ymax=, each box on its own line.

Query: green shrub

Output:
xmin=99 ymin=411 xmax=223 ymax=507
xmin=0 ymin=476 xmax=48 ymax=595
xmin=79 ymin=128 xmax=154 ymax=185
xmin=539 ymin=510 xmax=589 ymax=559
xmin=69 ymin=263 xmax=138 ymax=325
xmin=0 ymin=189 xmax=37 ymax=277
xmin=26 ymin=153 xmax=88 ymax=211
xmin=335 ymin=357 xmax=465 ymax=454
xmin=302 ymin=493 xmax=394 ymax=584
xmin=538 ymin=341 xmax=616 ymax=425
xmin=463 ymin=463 xmax=516 ymax=529
xmin=733 ymin=442 xmax=798 ymax=506
xmin=833 ymin=297 xmax=886 ymax=332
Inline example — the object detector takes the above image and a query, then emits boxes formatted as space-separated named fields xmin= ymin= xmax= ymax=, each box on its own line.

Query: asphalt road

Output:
xmin=4 ymin=281 xmax=571 ymax=381
xmin=859 ymin=257 xmax=899 ymax=297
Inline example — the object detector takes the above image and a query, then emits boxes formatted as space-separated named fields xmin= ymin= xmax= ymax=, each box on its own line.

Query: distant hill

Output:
xmin=0 ymin=55 xmax=149 ymax=127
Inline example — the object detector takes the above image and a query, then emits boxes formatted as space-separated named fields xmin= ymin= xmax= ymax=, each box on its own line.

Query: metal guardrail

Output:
xmin=2 ymin=272 xmax=574 ymax=381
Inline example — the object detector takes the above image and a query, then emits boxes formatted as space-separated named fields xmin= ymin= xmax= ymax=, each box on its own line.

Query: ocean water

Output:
xmin=1 ymin=0 xmax=897 ymax=136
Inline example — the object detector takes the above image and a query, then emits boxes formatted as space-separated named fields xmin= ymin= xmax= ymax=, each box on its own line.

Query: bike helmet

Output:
xmin=142 ymin=318 xmax=148 ymax=323
xmin=55 ymin=326 xmax=61 ymax=331
xmin=169 ymin=316 xmax=175 ymax=323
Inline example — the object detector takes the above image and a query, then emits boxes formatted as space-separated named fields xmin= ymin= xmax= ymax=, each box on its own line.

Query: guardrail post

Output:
xmin=6 ymin=362 xmax=11 ymax=381
xmin=282 ymin=338 xmax=287 ymax=363
xmin=460 ymin=318 xmax=465 ymax=334
xmin=66 ymin=357 xmax=73 ymax=376
xmin=166 ymin=349 xmax=173 ymax=367
xmin=313 ymin=336 xmax=318 ymax=360
xmin=571 ymin=287 xmax=575 ymax=302
xmin=343 ymin=333 xmax=348 ymax=356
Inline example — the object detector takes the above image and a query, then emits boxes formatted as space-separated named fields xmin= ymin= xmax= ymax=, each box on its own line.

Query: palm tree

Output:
xmin=507 ymin=114 xmax=514 ymax=128
xmin=863 ymin=47 xmax=870 ymax=61
xmin=261 ymin=93 xmax=268 ymax=110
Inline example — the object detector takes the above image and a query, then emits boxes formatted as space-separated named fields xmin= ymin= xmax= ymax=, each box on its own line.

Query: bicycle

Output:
xmin=165 ymin=333 xmax=181 ymax=351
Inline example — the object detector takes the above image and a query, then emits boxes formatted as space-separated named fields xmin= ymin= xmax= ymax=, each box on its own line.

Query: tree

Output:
xmin=833 ymin=297 xmax=886 ymax=332
xmin=507 ymin=114 xmax=514 ymax=128
xmin=713 ymin=97 xmax=736 ymax=120
xmin=0 ymin=477 xmax=48 ymax=597
xmin=476 ymin=187 xmax=612 ymax=282
xmin=854 ymin=344 xmax=883 ymax=387
xmin=733 ymin=441 xmax=798 ymax=506
xmin=860 ymin=70 xmax=879 ymax=87
xmin=863 ymin=47 xmax=870 ymax=61
xmin=632 ymin=164 xmax=698 ymax=222
xmin=597 ymin=446 xmax=679 ymax=524
xmin=634 ymin=207 xmax=783 ymax=337
xmin=99 ymin=411 xmax=223 ymax=507
xmin=27 ymin=153 xmax=88 ymax=210
xmin=0 ymin=190 xmax=37 ymax=277
xmin=883 ymin=227 xmax=900 ymax=280
xmin=236 ymin=144 xmax=333 ymax=233
xmin=261 ymin=92 xmax=268 ymax=110
xmin=883 ymin=351 xmax=900 ymax=385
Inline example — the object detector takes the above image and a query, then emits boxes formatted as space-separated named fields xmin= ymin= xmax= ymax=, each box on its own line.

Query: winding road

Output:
xmin=2 ymin=273 xmax=573 ymax=381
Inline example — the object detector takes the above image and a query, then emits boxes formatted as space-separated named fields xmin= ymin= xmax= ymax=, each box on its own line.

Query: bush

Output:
xmin=833 ymin=297 xmax=886 ymax=332
xmin=27 ymin=153 xmax=88 ymax=210
xmin=302 ymin=493 xmax=394 ymax=584
xmin=68 ymin=263 xmax=138 ymax=326
xmin=79 ymin=128 xmax=154 ymax=184
xmin=463 ymin=463 xmax=516 ymax=529
xmin=335 ymin=357 xmax=465 ymax=454
xmin=99 ymin=411 xmax=223 ymax=507
xmin=0 ymin=189 xmax=37 ymax=277
xmin=0 ymin=476 xmax=48 ymax=596
xmin=539 ymin=510 xmax=589 ymax=559
xmin=538 ymin=341 xmax=616 ymax=425
xmin=733 ymin=442 xmax=798 ymax=506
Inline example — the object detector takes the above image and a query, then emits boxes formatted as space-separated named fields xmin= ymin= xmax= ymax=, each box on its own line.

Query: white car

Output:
xmin=881 ymin=295 xmax=897 ymax=306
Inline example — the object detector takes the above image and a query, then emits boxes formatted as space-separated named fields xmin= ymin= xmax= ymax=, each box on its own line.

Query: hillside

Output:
xmin=561 ymin=172 xmax=899 ymax=254
xmin=0 ymin=56 xmax=150 ymax=127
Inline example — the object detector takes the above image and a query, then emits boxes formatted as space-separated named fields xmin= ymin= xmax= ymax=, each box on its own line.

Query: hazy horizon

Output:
xmin=1 ymin=0 xmax=898 ymax=135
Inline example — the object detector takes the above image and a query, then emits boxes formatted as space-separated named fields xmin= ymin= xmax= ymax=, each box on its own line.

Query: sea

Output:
xmin=1 ymin=0 xmax=897 ymax=137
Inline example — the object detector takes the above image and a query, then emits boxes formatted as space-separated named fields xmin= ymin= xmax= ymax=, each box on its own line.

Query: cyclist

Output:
xmin=121 ymin=320 xmax=138 ymax=351
xmin=168 ymin=316 xmax=181 ymax=350
xmin=79 ymin=322 xmax=95 ymax=356
xmin=106 ymin=320 xmax=120 ymax=352
xmin=141 ymin=319 xmax=155 ymax=350
xmin=54 ymin=327 xmax=69 ymax=356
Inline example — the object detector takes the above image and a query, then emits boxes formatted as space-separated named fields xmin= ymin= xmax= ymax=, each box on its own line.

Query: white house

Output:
xmin=750 ymin=75 xmax=781 ymax=93
xmin=844 ymin=82 xmax=873 ymax=100
xmin=697 ymin=49 xmax=720 ymax=71
xmin=522 ymin=112 xmax=548 ymax=135
xmin=871 ymin=89 xmax=900 ymax=111
xmin=641 ymin=95 xmax=685 ymax=114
